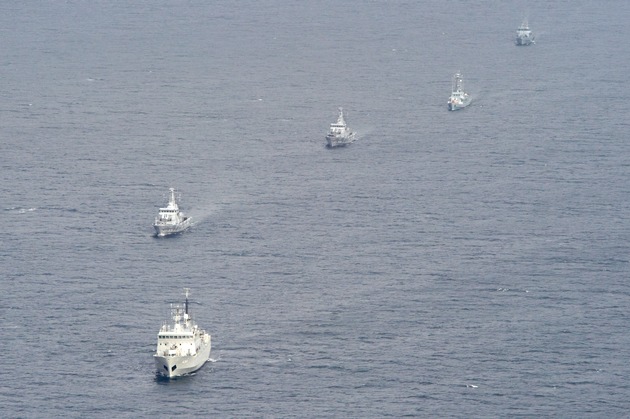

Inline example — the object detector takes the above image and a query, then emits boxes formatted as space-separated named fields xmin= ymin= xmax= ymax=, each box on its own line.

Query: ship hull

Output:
xmin=154 ymin=218 xmax=192 ymax=237
xmin=154 ymin=336 xmax=211 ymax=378
xmin=448 ymin=99 xmax=472 ymax=111
xmin=326 ymin=134 xmax=356 ymax=148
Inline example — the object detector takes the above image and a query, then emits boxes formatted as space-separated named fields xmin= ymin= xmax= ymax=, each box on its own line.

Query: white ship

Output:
xmin=153 ymin=188 xmax=192 ymax=237
xmin=154 ymin=288 xmax=211 ymax=378
xmin=326 ymin=107 xmax=356 ymax=148
xmin=516 ymin=19 xmax=534 ymax=46
xmin=447 ymin=73 xmax=472 ymax=111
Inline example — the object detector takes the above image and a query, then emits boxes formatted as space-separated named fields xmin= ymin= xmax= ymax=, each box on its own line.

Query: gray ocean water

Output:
xmin=2 ymin=0 xmax=629 ymax=417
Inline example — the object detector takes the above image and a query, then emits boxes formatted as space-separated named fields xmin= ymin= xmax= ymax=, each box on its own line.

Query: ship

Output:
xmin=516 ymin=19 xmax=535 ymax=46
xmin=154 ymin=288 xmax=212 ymax=378
xmin=153 ymin=188 xmax=192 ymax=237
xmin=326 ymin=107 xmax=356 ymax=148
xmin=447 ymin=73 xmax=472 ymax=111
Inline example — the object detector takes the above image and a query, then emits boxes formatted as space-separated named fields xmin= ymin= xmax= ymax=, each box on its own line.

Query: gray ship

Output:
xmin=326 ymin=107 xmax=356 ymax=148
xmin=516 ymin=19 xmax=535 ymax=46
xmin=447 ymin=73 xmax=472 ymax=111
xmin=154 ymin=288 xmax=211 ymax=378
xmin=153 ymin=188 xmax=192 ymax=237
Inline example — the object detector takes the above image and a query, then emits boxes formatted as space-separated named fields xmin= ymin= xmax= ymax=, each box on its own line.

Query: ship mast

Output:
xmin=168 ymin=188 xmax=176 ymax=206
xmin=184 ymin=288 xmax=190 ymax=315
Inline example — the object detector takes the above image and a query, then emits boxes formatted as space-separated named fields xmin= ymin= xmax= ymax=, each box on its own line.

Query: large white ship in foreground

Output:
xmin=447 ymin=73 xmax=472 ymax=111
xmin=154 ymin=288 xmax=211 ymax=378
xmin=326 ymin=107 xmax=356 ymax=148
xmin=515 ymin=19 xmax=535 ymax=46
xmin=153 ymin=188 xmax=192 ymax=237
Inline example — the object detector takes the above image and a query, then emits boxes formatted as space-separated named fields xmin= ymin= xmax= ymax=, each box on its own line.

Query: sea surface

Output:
xmin=1 ymin=1 xmax=629 ymax=417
